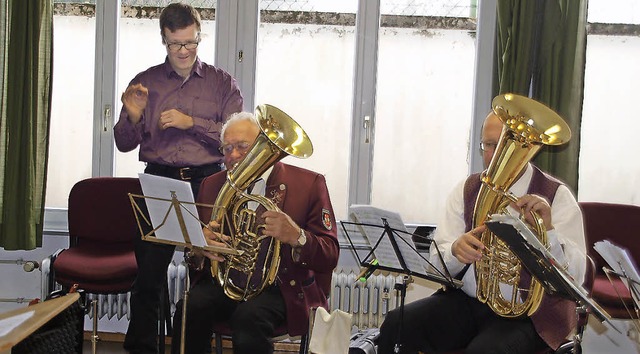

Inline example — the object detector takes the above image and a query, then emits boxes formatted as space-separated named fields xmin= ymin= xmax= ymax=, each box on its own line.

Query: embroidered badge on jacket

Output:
xmin=322 ymin=209 xmax=332 ymax=230
xmin=270 ymin=189 xmax=283 ymax=205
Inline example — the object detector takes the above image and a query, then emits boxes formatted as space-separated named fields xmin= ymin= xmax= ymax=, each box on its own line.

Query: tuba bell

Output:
xmin=210 ymin=104 xmax=313 ymax=301
xmin=473 ymin=93 xmax=571 ymax=317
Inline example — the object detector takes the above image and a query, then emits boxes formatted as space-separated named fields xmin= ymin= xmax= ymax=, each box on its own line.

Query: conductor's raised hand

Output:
xmin=451 ymin=225 xmax=487 ymax=264
xmin=121 ymin=83 xmax=148 ymax=124
xmin=202 ymin=221 xmax=231 ymax=262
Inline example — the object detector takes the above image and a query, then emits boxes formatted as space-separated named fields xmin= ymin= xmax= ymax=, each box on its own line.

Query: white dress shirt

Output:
xmin=429 ymin=164 xmax=587 ymax=298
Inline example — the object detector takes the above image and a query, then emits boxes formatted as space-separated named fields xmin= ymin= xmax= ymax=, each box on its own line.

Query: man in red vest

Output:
xmin=377 ymin=111 xmax=586 ymax=353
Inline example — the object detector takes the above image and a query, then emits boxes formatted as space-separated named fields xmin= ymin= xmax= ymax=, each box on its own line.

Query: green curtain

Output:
xmin=495 ymin=0 xmax=588 ymax=193
xmin=0 ymin=0 xmax=53 ymax=250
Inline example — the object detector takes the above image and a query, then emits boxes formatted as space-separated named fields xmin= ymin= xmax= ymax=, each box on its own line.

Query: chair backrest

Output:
xmin=68 ymin=177 xmax=142 ymax=246
xmin=579 ymin=202 xmax=640 ymax=274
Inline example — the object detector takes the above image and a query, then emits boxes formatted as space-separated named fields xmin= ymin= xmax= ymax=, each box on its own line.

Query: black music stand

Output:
xmin=594 ymin=240 xmax=640 ymax=331
xmin=341 ymin=205 xmax=462 ymax=354
xmin=129 ymin=173 xmax=242 ymax=354
xmin=486 ymin=214 xmax=617 ymax=352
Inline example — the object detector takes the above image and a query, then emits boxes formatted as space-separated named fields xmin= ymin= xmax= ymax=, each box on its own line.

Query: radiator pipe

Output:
xmin=0 ymin=258 xmax=40 ymax=272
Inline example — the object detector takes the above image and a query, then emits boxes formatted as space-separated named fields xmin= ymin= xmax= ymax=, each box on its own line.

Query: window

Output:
xmin=371 ymin=0 xmax=476 ymax=224
xmin=255 ymin=0 xmax=358 ymax=219
xmin=578 ymin=0 xmax=640 ymax=205
xmin=50 ymin=0 xmax=635 ymax=232
xmin=47 ymin=5 xmax=96 ymax=208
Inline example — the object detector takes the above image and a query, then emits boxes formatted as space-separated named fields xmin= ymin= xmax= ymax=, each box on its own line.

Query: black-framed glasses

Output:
xmin=164 ymin=34 xmax=201 ymax=52
xmin=219 ymin=141 xmax=252 ymax=156
xmin=479 ymin=142 xmax=498 ymax=152
xmin=165 ymin=41 xmax=200 ymax=52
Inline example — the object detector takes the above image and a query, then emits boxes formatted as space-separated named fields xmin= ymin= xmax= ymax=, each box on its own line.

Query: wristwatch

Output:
xmin=297 ymin=228 xmax=307 ymax=247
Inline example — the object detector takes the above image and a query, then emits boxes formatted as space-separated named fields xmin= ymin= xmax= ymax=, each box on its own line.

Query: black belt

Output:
xmin=145 ymin=162 xmax=222 ymax=181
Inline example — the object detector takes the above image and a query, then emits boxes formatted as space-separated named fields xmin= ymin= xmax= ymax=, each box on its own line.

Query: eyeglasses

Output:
xmin=164 ymin=36 xmax=200 ymax=52
xmin=479 ymin=142 xmax=498 ymax=152
xmin=219 ymin=141 xmax=252 ymax=156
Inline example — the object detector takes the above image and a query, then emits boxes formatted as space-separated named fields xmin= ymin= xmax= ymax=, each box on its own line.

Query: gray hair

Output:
xmin=220 ymin=111 xmax=258 ymax=141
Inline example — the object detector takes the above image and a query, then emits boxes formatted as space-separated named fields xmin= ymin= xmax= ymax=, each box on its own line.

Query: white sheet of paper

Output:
xmin=138 ymin=173 xmax=207 ymax=248
xmin=594 ymin=240 xmax=640 ymax=288
xmin=349 ymin=204 xmax=426 ymax=275
xmin=0 ymin=310 xmax=34 ymax=337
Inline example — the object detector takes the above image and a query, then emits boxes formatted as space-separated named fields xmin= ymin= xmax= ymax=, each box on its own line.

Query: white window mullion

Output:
xmin=92 ymin=0 xmax=120 ymax=177
xmin=215 ymin=0 xmax=258 ymax=111
xmin=348 ymin=0 xmax=381 ymax=207
xmin=469 ymin=0 xmax=497 ymax=174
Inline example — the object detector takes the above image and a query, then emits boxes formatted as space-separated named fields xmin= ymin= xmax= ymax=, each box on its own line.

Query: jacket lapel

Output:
xmin=266 ymin=163 xmax=287 ymax=209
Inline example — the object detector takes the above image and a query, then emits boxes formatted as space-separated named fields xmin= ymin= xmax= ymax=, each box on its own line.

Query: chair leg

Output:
xmin=299 ymin=333 xmax=308 ymax=354
xmin=91 ymin=299 xmax=99 ymax=354
xmin=158 ymin=282 xmax=173 ymax=354
xmin=215 ymin=334 xmax=224 ymax=354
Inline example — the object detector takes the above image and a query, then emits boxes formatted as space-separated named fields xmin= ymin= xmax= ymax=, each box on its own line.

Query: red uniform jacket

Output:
xmin=196 ymin=162 xmax=340 ymax=336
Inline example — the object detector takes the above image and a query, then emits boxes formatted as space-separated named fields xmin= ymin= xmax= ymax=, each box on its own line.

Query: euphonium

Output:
xmin=473 ymin=93 xmax=571 ymax=317
xmin=210 ymin=104 xmax=313 ymax=301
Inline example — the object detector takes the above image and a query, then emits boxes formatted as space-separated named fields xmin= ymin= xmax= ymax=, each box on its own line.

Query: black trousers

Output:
xmin=171 ymin=271 xmax=286 ymax=354
xmin=124 ymin=163 xmax=221 ymax=354
xmin=376 ymin=289 xmax=548 ymax=354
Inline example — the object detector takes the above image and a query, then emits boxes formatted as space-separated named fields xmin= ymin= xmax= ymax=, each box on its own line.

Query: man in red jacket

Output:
xmin=171 ymin=111 xmax=339 ymax=354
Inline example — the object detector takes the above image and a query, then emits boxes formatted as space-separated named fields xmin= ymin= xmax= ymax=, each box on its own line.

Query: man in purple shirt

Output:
xmin=114 ymin=3 xmax=243 ymax=353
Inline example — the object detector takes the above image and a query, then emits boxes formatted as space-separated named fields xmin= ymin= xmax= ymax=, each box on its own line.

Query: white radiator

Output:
xmin=42 ymin=260 xmax=402 ymax=329
xmin=331 ymin=268 xmax=402 ymax=329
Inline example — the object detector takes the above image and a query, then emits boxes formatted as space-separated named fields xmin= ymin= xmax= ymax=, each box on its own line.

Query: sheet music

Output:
xmin=138 ymin=173 xmax=208 ymax=248
xmin=594 ymin=240 xmax=640 ymax=290
xmin=0 ymin=311 xmax=34 ymax=337
xmin=349 ymin=204 xmax=426 ymax=275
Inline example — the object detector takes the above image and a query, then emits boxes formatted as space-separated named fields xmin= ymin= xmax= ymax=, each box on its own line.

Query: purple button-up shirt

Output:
xmin=114 ymin=57 xmax=243 ymax=167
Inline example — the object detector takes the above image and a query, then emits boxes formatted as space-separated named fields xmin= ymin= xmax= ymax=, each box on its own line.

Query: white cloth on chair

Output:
xmin=308 ymin=307 xmax=352 ymax=354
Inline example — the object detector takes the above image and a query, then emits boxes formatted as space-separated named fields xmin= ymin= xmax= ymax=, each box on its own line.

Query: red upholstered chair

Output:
xmin=211 ymin=271 xmax=332 ymax=354
xmin=43 ymin=177 xmax=142 ymax=352
xmin=579 ymin=202 xmax=640 ymax=319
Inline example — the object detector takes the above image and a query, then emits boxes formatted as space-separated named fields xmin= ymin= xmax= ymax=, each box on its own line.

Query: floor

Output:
xmin=81 ymin=332 xmax=302 ymax=354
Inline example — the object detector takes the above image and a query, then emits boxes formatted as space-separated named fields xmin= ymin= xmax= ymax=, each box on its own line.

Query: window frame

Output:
xmin=44 ymin=0 xmax=495 ymax=231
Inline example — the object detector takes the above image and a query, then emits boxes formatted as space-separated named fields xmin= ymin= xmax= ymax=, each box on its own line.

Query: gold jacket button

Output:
xmin=280 ymin=184 xmax=286 ymax=190
xmin=289 ymin=280 xmax=296 ymax=287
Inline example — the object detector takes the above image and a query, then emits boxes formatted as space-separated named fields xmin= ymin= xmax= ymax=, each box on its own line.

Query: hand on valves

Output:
xmin=451 ymin=225 xmax=486 ymax=264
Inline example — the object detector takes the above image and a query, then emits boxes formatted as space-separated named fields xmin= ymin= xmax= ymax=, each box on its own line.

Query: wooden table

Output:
xmin=0 ymin=293 xmax=80 ymax=352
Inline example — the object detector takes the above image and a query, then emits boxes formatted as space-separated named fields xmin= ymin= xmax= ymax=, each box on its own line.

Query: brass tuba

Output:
xmin=473 ymin=93 xmax=571 ymax=317
xmin=210 ymin=104 xmax=313 ymax=301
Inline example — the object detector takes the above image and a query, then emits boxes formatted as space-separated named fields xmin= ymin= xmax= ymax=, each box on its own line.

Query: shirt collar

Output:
xmin=249 ymin=167 xmax=273 ymax=196
xmin=161 ymin=56 xmax=204 ymax=79
xmin=511 ymin=163 xmax=533 ymax=195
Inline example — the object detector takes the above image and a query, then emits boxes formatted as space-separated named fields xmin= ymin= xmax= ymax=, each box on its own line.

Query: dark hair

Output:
xmin=159 ymin=2 xmax=201 ymax=35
